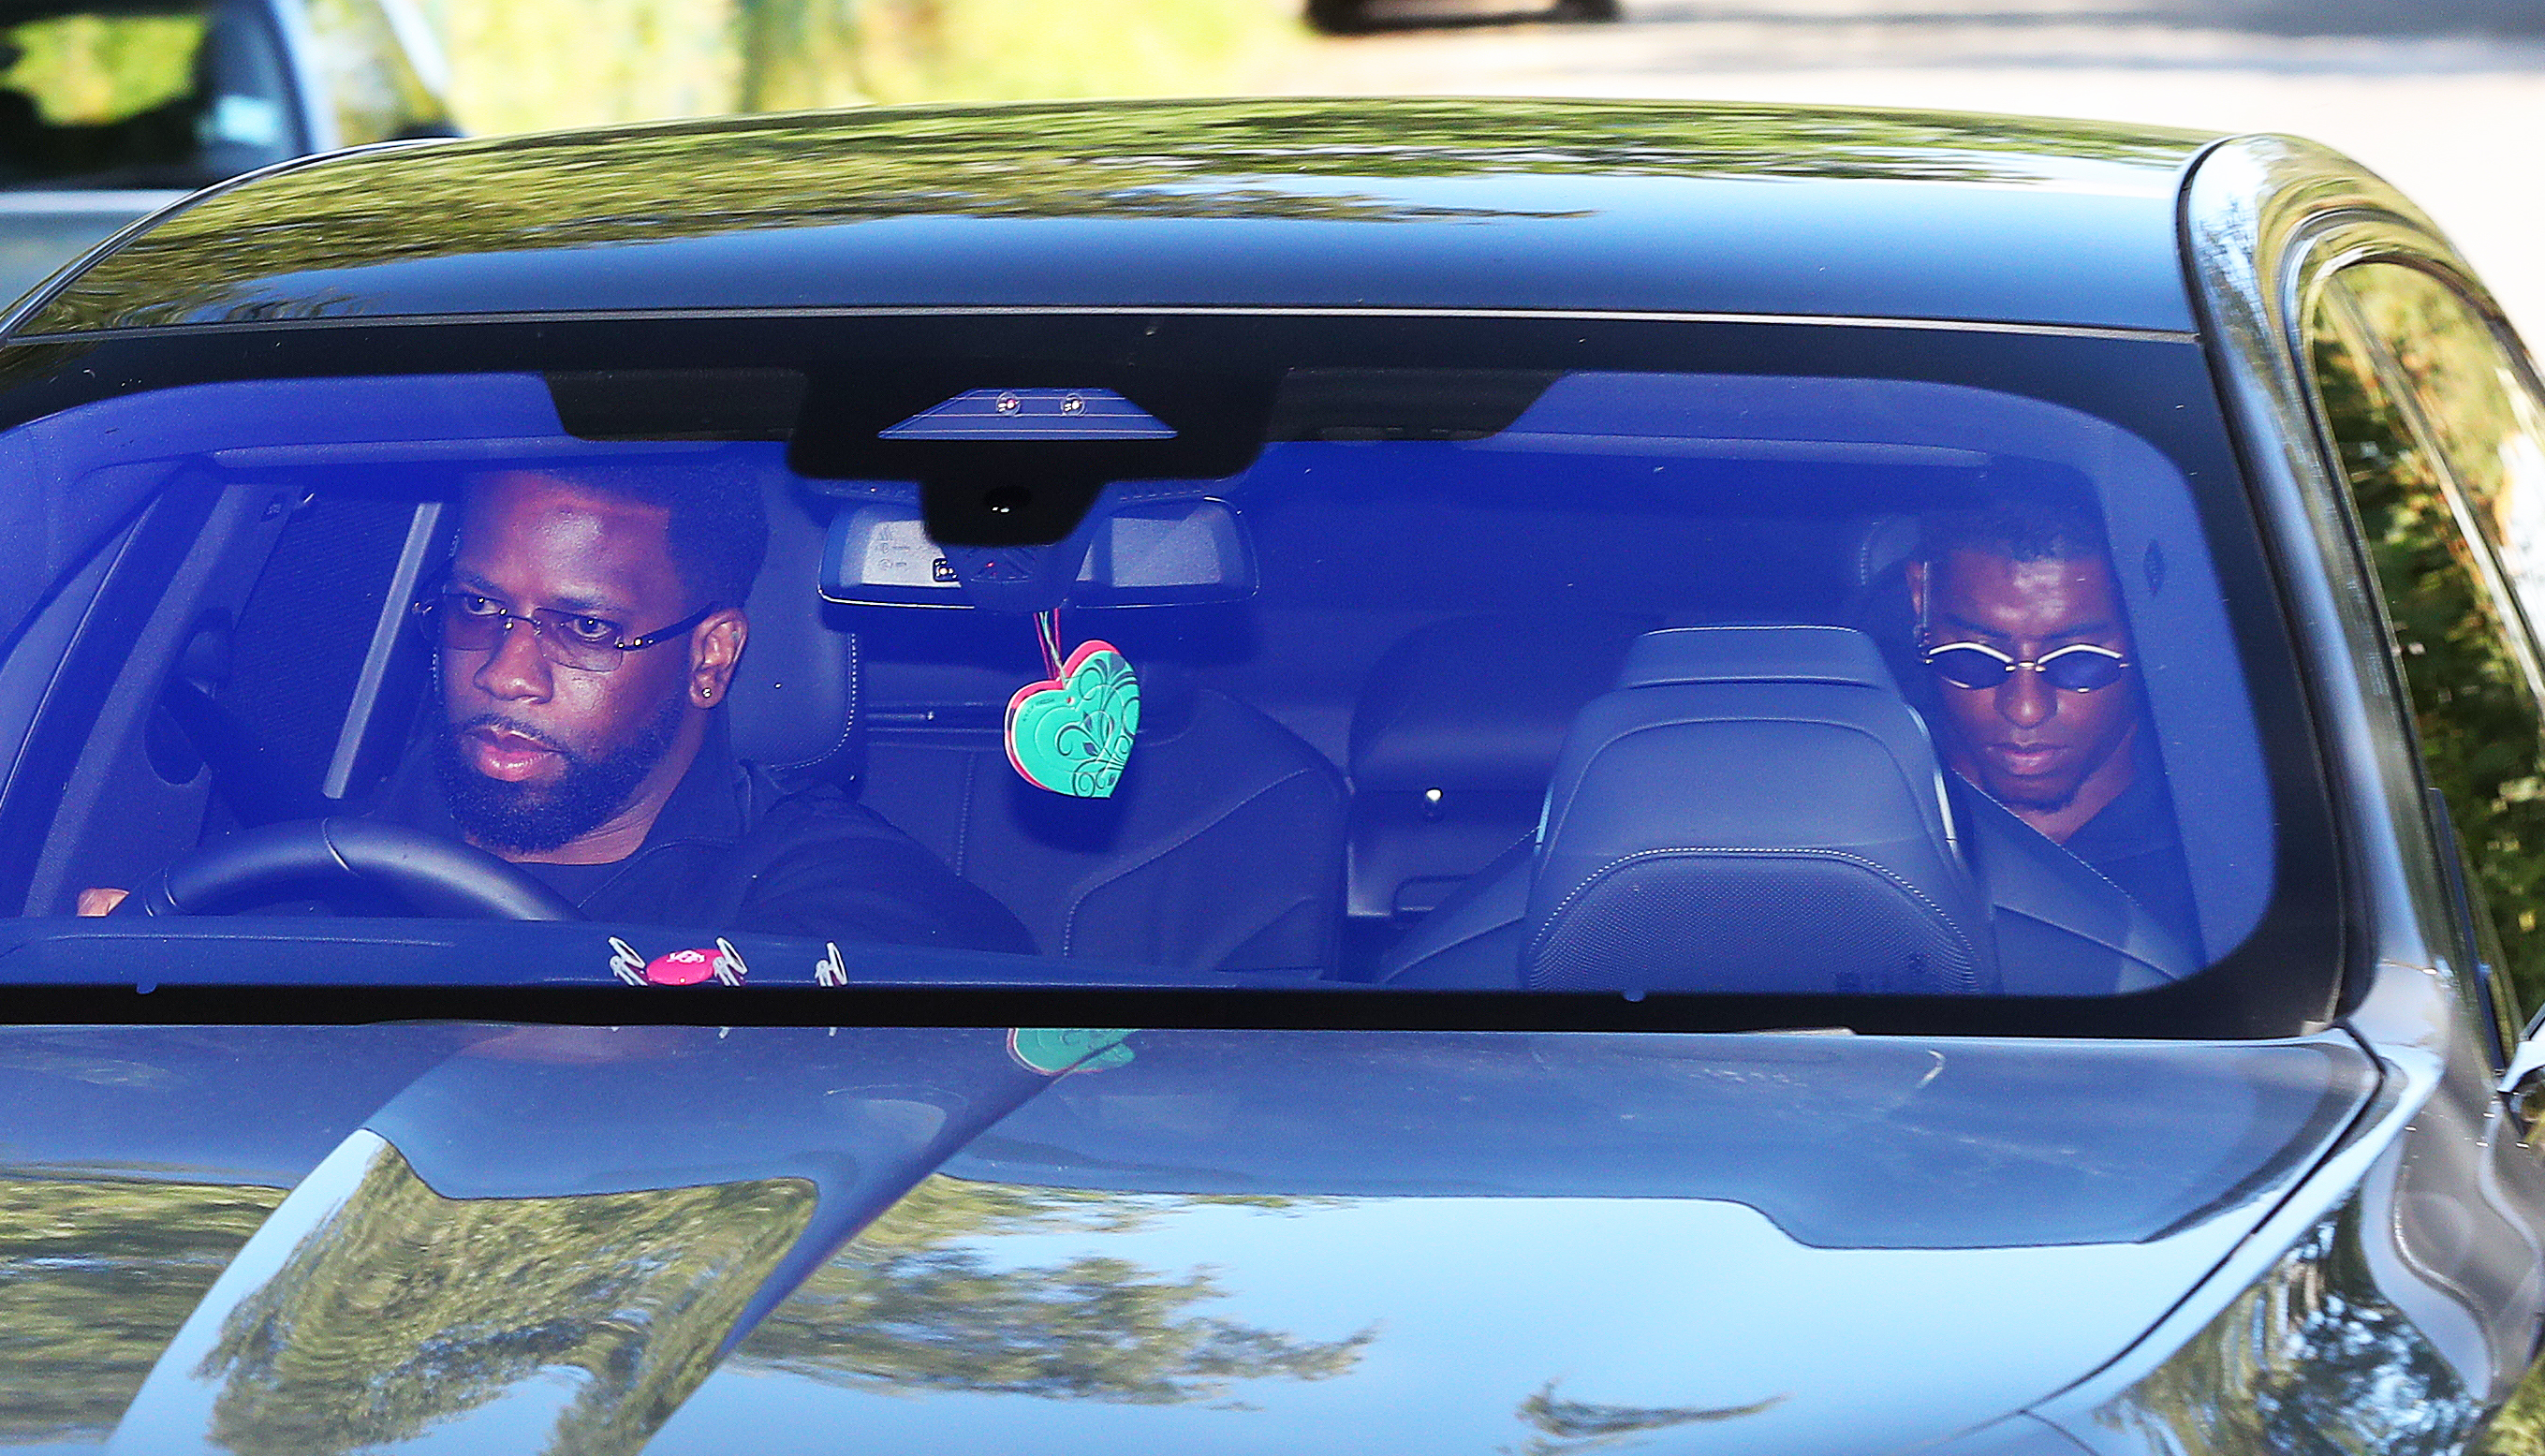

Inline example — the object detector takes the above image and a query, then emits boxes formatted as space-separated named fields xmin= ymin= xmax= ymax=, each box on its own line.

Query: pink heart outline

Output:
xmin=1005 ymin=639 xmax=1134 ymax=794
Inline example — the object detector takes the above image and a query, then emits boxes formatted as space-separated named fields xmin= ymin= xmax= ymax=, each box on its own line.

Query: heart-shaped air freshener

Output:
xmin=1006 ymin=637 xmax=1139 ymax=798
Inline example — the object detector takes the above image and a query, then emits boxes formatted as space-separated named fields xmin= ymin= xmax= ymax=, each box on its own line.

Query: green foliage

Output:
xmin=734 ymin=1175 xmax=1374 ymax=1404
xmin=196 ymin=1148 xmax=816 ymax=1456
xmin=2312 ymin=292 xmax=2545 ymax=1016
xmin=0 ymin=1176 xmax=284 ymax=1443
xmin=2 ymin=10 xmax=206 ymax=126
xmin=421 ymin=0 xmax=1298 ymax=135
xmin=2478 ymin=1355 xmax=2545 ymax=1455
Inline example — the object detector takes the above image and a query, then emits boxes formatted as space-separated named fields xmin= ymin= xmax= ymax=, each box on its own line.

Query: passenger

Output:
xmin=86 ymin=465 xmax=1035 ymax=951
xmin=1906 ymin=496 xmax=2199 ymax=949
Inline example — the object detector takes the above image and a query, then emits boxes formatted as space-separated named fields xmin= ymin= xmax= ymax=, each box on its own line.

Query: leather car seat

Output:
xmin=854 ymin=661 xmax=1347 ymax=976
xmin=725 ymin=482 xmax=861 ymax=780
xmin=1381 ymin=624 xmax=2195 ymax=994
xmin=1346 ymin=613 xmax=1652 ymax=926
xmin=1383 ymin=625 xmax=1998 ymax=993
xmin=730 ymin=495 xmax=1347 ymax=974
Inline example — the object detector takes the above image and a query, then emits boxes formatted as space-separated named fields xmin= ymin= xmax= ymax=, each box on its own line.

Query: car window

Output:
xmin=2337 ymin=263 xmax=2545 ymax=635
xmin=0 ymin=319 xmax=2334 ymax=1025
xmin=0 ymin=0 xmax=298 ymax=187
xmin=2308 ymin=277 xmax=2545 ymax=1032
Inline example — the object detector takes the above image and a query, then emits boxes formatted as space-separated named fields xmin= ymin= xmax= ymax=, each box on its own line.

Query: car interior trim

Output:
xmin=4 ymin=305 xmax=2200 ymax=349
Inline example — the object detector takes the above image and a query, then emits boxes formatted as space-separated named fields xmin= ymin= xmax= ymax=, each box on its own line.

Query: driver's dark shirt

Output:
xmin=373 ymin=721 xmax=1034 ymax=951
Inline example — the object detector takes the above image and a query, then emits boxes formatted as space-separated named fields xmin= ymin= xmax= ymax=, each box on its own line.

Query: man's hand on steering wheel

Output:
xmin=97 ymin=819 xmax=582 ymax=921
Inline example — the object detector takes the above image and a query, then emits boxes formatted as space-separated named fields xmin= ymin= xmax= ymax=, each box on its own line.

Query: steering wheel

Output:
xmin=111 ymin=818 xmax=584 ymax=920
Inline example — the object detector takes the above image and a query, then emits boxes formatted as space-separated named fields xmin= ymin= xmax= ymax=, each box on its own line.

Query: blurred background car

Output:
xmin=1302 ymin=0 xmax=1618 ymax=37
xmin=0 ymin=0 xmax=454 ymax=306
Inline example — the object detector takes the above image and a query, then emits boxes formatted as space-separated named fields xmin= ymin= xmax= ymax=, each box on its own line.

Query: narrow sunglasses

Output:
xmin=1921 ymin=640 xmax=2130 ymax=692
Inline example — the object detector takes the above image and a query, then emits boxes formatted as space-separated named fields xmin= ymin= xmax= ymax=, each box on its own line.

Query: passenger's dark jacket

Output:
xmin=375 ymin=722 xmax=1034 ymax=952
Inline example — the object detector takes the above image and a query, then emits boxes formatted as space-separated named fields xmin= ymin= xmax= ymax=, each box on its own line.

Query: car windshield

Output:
xmin=0 ymin=315 xmax=2333 ymax=1030
xmin=0 ymin=0 xmax=296 ymax=189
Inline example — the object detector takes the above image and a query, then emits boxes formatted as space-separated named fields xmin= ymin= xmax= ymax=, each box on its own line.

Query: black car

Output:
xmin=1305 ymin=0 xmax=1619 ymax=35
xmin=0 ymin=98 xmax=2535 ymax=1455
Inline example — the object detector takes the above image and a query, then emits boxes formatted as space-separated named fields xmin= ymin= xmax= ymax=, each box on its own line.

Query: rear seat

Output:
xmin=856 ymin=660 xmax=1347 ymax=976
xmin=1343 ymin=614 xmax=1652 ymax=963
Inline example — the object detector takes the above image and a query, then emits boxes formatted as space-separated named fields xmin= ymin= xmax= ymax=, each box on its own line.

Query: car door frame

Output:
xmin=2183 ymin=132 xmax=2545 ymax=1407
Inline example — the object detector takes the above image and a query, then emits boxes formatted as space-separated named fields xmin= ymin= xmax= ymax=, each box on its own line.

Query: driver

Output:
xmin=85 ymin=464 xmax=1035 ymax=952
xmin=1907 ymin=494 xmax=2199 ymax=949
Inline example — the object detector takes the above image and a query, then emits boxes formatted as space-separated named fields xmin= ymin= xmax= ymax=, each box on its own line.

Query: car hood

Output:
xmin=0 ymin=1022 xmax=2371 ymax=1454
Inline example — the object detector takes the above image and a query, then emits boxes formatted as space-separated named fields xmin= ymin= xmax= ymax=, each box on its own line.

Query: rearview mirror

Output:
xmin=820 ymin=494 xmax=1256 ymax=609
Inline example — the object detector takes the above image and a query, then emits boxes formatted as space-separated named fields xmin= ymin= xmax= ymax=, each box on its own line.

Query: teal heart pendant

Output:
xmin=1005 ymin=640 xmax=1140 ymax=798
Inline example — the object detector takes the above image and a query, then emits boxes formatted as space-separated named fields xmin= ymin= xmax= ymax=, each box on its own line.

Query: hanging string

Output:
xmin=1034 ymin=608 xmax=1065 ymax=680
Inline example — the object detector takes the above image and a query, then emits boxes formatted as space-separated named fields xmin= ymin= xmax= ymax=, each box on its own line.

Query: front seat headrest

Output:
xmin=1350 ymin=613 xmax=1652 ymax=793
xmin=726 ymin=483 xmax=856 ymax=774
xmin=1525 ymin=625 xmax=1996 ymax=996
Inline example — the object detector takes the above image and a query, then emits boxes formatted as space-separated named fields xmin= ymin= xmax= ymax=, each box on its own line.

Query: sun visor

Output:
xmin=821 ymin=487 xmax=1257 ymax=610
xmin=547 ymin=369 xmax=807 ymax=440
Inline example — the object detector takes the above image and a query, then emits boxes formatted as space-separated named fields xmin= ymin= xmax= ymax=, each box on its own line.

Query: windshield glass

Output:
xmin=0 ymin=317 xmax=2332 ymax=1027
xmin=0 ymin=0 xmax=296 ymax=189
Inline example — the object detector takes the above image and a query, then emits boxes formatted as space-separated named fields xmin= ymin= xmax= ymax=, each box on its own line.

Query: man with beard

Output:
xmin=89 ymin=466 xmax=1034 ymax=951
xmin=1906 ymin=496 xmax=2199 ymax=951
xmin=398 ymin=465 xmax=1032 ymax=948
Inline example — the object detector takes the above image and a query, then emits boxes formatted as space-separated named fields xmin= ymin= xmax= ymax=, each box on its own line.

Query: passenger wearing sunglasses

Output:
xmin=1907 ymin=498 xmax=2199 ymax=949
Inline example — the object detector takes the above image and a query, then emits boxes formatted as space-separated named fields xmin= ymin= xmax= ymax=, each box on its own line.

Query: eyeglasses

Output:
xmin=411 ymin=588 xmax=714 ymax=674
xmin=1921 ymin=640 xmax=2131 ymax=692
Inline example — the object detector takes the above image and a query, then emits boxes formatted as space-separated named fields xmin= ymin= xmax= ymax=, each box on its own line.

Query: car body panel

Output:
xmin=0 ymin=1022 xmax=2363 ymax=1455
xmin=1994 ymin=134 xmax=2545 ymax=1452
xmin=653 ymin=1184 xmax=2264 ymax=1456
xmin=7 ymin=99 xmax=2216 ymax=339
xmin=2182 ymin=132 xmax=2545 ymax=1402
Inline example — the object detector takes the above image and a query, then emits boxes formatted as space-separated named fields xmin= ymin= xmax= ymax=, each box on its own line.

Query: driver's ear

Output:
xmin=689 ymin=609 xmax=748 ymax=708
xmin=1905 ymin=558 xmax=1929 ymax=623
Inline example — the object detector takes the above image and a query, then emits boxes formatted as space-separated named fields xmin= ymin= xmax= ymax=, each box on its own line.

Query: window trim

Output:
xmin=2293 ymin=253 xmax=2545 ymax=1052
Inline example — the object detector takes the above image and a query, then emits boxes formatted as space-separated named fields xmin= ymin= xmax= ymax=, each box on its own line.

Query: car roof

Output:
xmin=7 ymin=97 xmax=2221 ymax=340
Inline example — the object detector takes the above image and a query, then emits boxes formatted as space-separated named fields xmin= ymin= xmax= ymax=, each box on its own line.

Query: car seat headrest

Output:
xmin=726 ymin=484 xmax=855 ymax=774
xmin=1850 ymin=514 xmax=1920 ymax=594
xmin=1350 ymin=614 xmax=1652 ymax=791
xmin=1617 ymin=624 xmax=1894 ymax=690
xmin=1524 ymin=625 xmax=1995 ymax=996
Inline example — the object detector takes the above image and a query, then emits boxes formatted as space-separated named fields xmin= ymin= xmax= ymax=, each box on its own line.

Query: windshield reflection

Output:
xmin=733 ymin=1175 xmax=1374 ymax=1404
xmin=0 ymin=1177 xmax=280 ymax=1445
xmin=192 ymin=1143 xmax=812 ymax=1456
